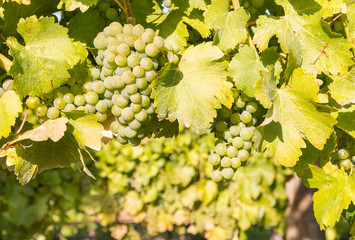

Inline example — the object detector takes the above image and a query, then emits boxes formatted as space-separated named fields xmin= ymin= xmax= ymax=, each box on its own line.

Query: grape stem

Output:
xmin=328 ymin=13 xmax=343 ymax=25
xmin=247 ymin=21 xmax=256 ymax=27
xmin=0 ymin=80 xmax=13 ymax=99
xmin=114 ymin=0 xmax=127 ymax=15
xmin=16 ymin=107 xmax=28 ymax=135
xmin=0 ymin=53 xmax=12 ymax=72
xmin=232 ymin=0 xmax=240 ymax=9
xmin=123 ymin=0 xmax=134 ymax=24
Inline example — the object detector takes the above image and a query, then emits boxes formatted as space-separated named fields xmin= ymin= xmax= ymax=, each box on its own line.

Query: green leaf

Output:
xmin=228 ymin=45 xmax=265 ymax=98
xmin=254 ymin=3 xmax=353 ymax=75
xmin=331 ymin=104 xmax=355 ymax=138
xmin=306 ymin=163 xmax=355 ymax=229
xmin=67 ymin=8 xmax=105 ymax=47
xmin=189 ymin=0 xmax=207 ymax=10
xmin=204 ymin=0 xmax=248 ymax=52
xmin=329 ymin=69 xmax=355 ymax=105
xmin=151 ymin=42 xmax=233 ymax=132
xmin=60 ymin=0 xmax=98 ymax=12
xmin=347 ymin=0 xmax=355 ymax=46
xmin=255 ymin=68 xmax=278 ymax=108
xmin=5 ymin=132 xmax=80 ymax=184
xmin=7 ymin=16 xmax=87 ymax=97
xmin=67 ymin=112 xmax=103 ymax=151
xmin=183 ymin=10 xmax=210 ymax=38
xmin=13 ymin=117 xmax=68 ymax=143
xmin=131 ymin=0 xmax=156 ymax=27
xmin=0 ymin=90 xmax=22 ymax=139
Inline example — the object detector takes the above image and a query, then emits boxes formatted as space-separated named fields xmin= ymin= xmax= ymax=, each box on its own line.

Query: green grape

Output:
xmin=111 ymin=104 xmax=122 ymax=116
xmin=125 ymin=127 xmax=137 ymax=139
xmin=117 ymin=135 xmax=129 ymax=144
xmin=130 ymin=103 xmax=142 ymax=113
xmin=215 ymin=121 xmax=227 ymax=132
xmin=105 ymin=8 xmax=118 ymax=21
xmin=223 ymin=131 xmax=233 ymax=142
xmin=85 ymin=92 xmax=99 ymax=105
xmin=171 ymin=54 xmax=179 ymax=64
xmin=145 ymin=103 xmax=155 ymax=114
xmin=53 ymin=88 xmax=65 ymax=98
xmin=95 ymin=100 xmax=108 ymax=113
xmin=221 ymin=157 xmax=232 ymax=168
xmin=110 ymin=75 xmax=125 ymax=89
xmin=90 ymin=68 xmax=101 ymax=80
xmin=230 ymin=113 xmax=240 ymax=124
xmin=141 ymin=86 xmax=153 ymax=96
xmin=26 ymin=96 xmax=40 ymax=109
xmin=117 ymin=43 xmax=131 ymax=56
xmin=136 ymin=78 xmax=148 ymax=89
xmin=112 ymin=94 xmax=129 ymax=107
xmin=121 ymin=71 xmax=134 ymax=85
xmin=120 ymin=89 xmax=130 ymax=100
xmin=141 ymin=95 xmax=151 ymax=108
xmin=145 ymin=43 xmax=159 ymax=57
xmin=246 ymin=102 xmax=258 ymax=113
xmin=74 ymin=95 xmax=86 ymax=106
xmin=118 ymin=125 xmax=127 ymax=137
xmin=98 ymin=1 xmax=110 ymax=12
xmin=132 ymin=24 xmax=145 ymax=37
xmin=227 ymin=146 xmax=238 ymax=158
xmin=96 ymin=112 xmax=107 ymax=122
xmin=243 ymin=141 xmax=253 ymax=150
xmin=94 ymin=36 xmax=106 ymax=49
xmin=63 ymin=93 xmax=74 ymax=104
xmin=172 ymin=43 xmax=180 ymax=54
xmin=121 ymin=107 xmax=135 ymax=122
xmin=115 ymin=67 xmax=131 ymax=76
xmin=134 ymin=39 xmax=146 ymax=52
xmin=124 ymin=34 xmax=136 ymax=47
xmin=92 ymin=81 xmax=106 ymax=94
xmin=230 ymin=126 xmax=240 ymax=136
xmin=211 ymin=170 xmax=223 ymax=182
xmin=109 ymin=22 xmax=123 ymax=36
xmin=103 ymin=60 xmax=115 ymax=70
xmin=115 ymin=33 xmax=125 ymax=44
xmin=110 ymin=121 xmax=120 ymax=134
xmin=153 ymin=36 xmax=165 ymax=50
xmin=47 ymin=107 xmax=60 ymax=119
xmin=130 ymin=93 xmax=142 ymax=104
xmin=128 ymin=119 xmax=142 ymax=130
xmin=142 ymin=30 xmax=154 ymax=44
xmin=340 ymin=159 xmax=352 ymax=170
xmin=220 ymin=107 xmax=233 ymax=118
xmin=128 ymin=138 xmax=141 ymax=146
xmin=221 ymin=168 xmax=234 ymax=180
xmin=104 ymin=77 xmax=114 ymax=90
xmin=115 ymin=54 xmax=127 ymax=67
xmin=63 ymin=103 xmax=76 ymax=112
xmin=163 ymin=0 xmax=172 ymax=8
xmin=338 ymin=149 xmax=349 ymax=160
xmin=125 ymin=84 xmax=138 ymax=95
xmin=240 ymin=111 xmax=252 ymax=124
xmin=145 ymin=70 xmax=157 ymax=82
xmin=123 ymin=24 xmax=134 ymax=35
xmin=133 ymin=66 xmax=145 ymax=78
xmin=105 ymin=51 xmax=117 ymax=64
xmin=54 ymin=97 xmax=66 ymax=110
xmin=232 ymin=137 xmax=244 ymax=149
xmin=95 ymin=56 xmax=103 ymax=66
xmin=208 ymin=153 xmax=221 ymax=165
xmin=236 ymin=97 xmax=246 ymax=108
xmin=35 ymin=104 xmax=48 ymax=117
xmin=104 ymin=90 xmax=114 ymax=99
xmin=231 ymin=157 xmax=241 ymax=168
xmin=105 ymin=36 xmax=116 ymax=47
xmin=238 ymin=122 xmax=246 ymax=128
xmin=140 ymin=57 xmax=154 ymax=71
xmin=82 ymin=82 xmax=93 ymax=93
xmin=240 ymin=127 xmax=253 ymax=141
xmin=238 ymin=149 xmax=249 ymax=162
xmin=135 ymin=109 xmax=148 ymax=122
xmin=85 ymin=104 xmax=96 ymax=114
xmin=252 ymin=0 xmax=264 ymax=8
xmin=215 ymin=143 xmax=227 ymax=156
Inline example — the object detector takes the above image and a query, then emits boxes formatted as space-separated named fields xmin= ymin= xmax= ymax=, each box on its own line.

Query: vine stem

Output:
xmin=114 ymin=0 xmax=127 ymax=15
xmin=0 ymin=80 xmax=13 ymax=99
xmin=123 ymin=0 xmax=134 ymax=24
xmin=0 ymin=53 xmax=12 ymax=72
xmin=16 ymin=108 xmax=28 ymax=135
xmin=232 ymin=0 xmax=240 ymax=9
xmin=248 ymin=34 xmax=260 ymax=59
xmin=328 ymin=12 xmax=343 ymax=25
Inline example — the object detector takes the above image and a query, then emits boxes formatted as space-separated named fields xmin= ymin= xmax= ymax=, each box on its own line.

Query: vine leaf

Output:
xmin=67 ymin=112 xmax=104 ymax=151
xmin=254 ymin=68 xmax=278 ymax=108
xmin=255 ymin=68 xmax=336 ymax=166
xmin=0 ymin=90 xmax=22 ymax=139
xmin=204 ymin=0 xmax=248 ymax=52
xmin=7 ymin=16 xmax=87 ymax=97
xmin=4 ymin=132 xmax=80 ymax=185
xmin=59 ymin=0 xmax=98 ymax=12
xmin=329 ymin=69 xmax=355 ymax=105
xmin=305 ymin=163 xmax=355 ymax=229
xmin=254 ymin=1 xmax=353 ymax=75
xmin=347 ymin=0 xmax=355 ymax=46
xmin=331 ymin=104 xmax=355 ymax=138
xmin=228 ymin=45 xmax=265 ymax=98
xmin=152 ymin=42 xmax=233 ymax=132
xmin=12 ymin=117 xmax=68 ymax=143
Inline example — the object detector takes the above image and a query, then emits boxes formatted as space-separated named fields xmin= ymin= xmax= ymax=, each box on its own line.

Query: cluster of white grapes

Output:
xmin=209 ymin=91 xmax=261 ymax=182
xmin=335 ymin=148 xmax=354 ymax=171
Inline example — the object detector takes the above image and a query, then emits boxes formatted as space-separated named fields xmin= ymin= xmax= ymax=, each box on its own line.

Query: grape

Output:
xmin=252 ymin=0 xmax=264 ymax=8
xmin=117 ymin=135 xmax=129 ymax=144
xmin=115 ymin=54 xmax=127 ymax=67
xmin=110 ymin=76 xmax=125 ymax=89
xmin=221 ymin=168 xmax=234 ymax=180
xmin=54 ymin=97 xmax=66 ymax=110
xmin=240 ymin=111 xmax=252 ymax=124
xmin=246 ymin=102 xmax=258 ymax=113
xmin=141 ymin=95 xmax=151 ymax=108
xmin=110 ymin=121 xmax=120 ymax=134
xmin=236 ymin=97 xmax=246 ymax=108
xmin=153 ymin=36 xmax=165 ymax=50
xmin=231 ymin=157 xmax=241 ymax=168
xmin=117 ymin=43 xmax=131 ymax=56
xmin=122 ymin=71 xmax=135 ymax=84
xmin=140 ymin=57 xmax=153 ymax=71
xmin=82 ymin=82 xmax=93 ymax=93
xmin=35 ymin=104 xmax=48 ymax=117
xmin=133 ymin=66 xmax=145 ymax=78
xmin=125 ymin=84 xmax=138 ymax=95
xmin=105 ymin=37 xmax=116 ymax=46
xmin=230 ymin=126 xmax=240 ymax=136
xmin=211 ymin=170 xmax=223 ymax=182
xmin=135 ymin=110 xmax=148 ymax=122
xmin=125 ymin=127 xmax=137 ymax=138
xmin=115 ymin=33 xmax=125 ymax=44
xmin=63 ymin=93 xmax=74 ymax=104
xmin=240 ymin=127 xmax=253 ymax=141
xmin=92 ymin=81 xmax=106 ymax=94
xmin=132 ymin=24 xmax=145 ymax=37
xmin=109 ymin=22 xmax=122 ymax=35
xmin=136 ymin=78 xmax=148 ymax=89
xmin=172 ymin=43 xmax=180 ymax=54
xmin=141 ymin=86 xmax=152 ymax=96
xmin=338 ymin=149 xmax=349 ymax=160
xmin=115 ymin=67 xmax=131 ymax=76
xmin=145 ymin=103 xmax=155 ymax=115
xmin=340 ymin=159 xmax=352 ymax=170
xmin=221 ymin=157 xmax=232 ymax=168
xmin=120 ymin=89 xmax=130 ymax=100
xmin=163 ymin=0 xmax=172 ymax=8
xmin=123 ymin=24 xmax=134 ymax=35
xmin=111 ymin=105 xmax=122 ymax=116
xmin=124 ymin=34 xmax=136 ymax=48
xmin=104 ymin=77 xmax=114 ymax=90
xmin=63 ymin=104 xmax=76 ymax=112
xmin=98 ymin=1 xmax=110 ymax=12
xmin=26 ymin=96 xmax=40 ymax=109
xmin=215 ymin=143 xmax=227 ymax=156
xmin=96 ymin=112 xmax=107 ymax=122
xmin=74 ymin=95 xmax=86 ymax=106
xmin=220 ymin=107 xmax=233 ymax=118
xmin=105 ymin=51 xmax=117 ymax=64
xmin=142 ymin=31 xmax=154 ymax=44
xmin=95 ymin=100 xmax=108 ymax=113
xmin=47 ymin=107 xmax=60 ymax=119
xmin=94 ymin=36 xmax=106 ymax=49
xmin=77 ymin=106 xmax=86 ymax=112
xmin=230 ymin=113 xmax=240 ymax=124
xmin=85 ymin=92 xmax=99 ymax=105
xmin=227 ymin=146 xmax=238 ymax=158
xmin=104 ymin=90 xmax=114 ymax=99
xmin=130 ymin=103 xmax=142 ymax=113
xmin=145 ymin=44 xmax=159 ymax=57
xmin=85 ymin=104 xmax=96 ymax=114
xmin=232 ymin=137 xmax=244 ymax=149
xmin=238 ymin=149 xmax=249 ymax=162
xmin=112 ymin=94 xmax=129 ymax=107
xmin=128 ymin=119 xmax=142 ymax=130
xmin=105 ymin=8 xmax=118 ymax=21
xmin=128 ymin=138 xmax=141 ymax=146
xmin=130 ymin=93 xmax=142 ymax=104
xmin=243 ymin=141 xmax=253 ymax=150
xmin=223 ymin=131 xmax=233 ymax=142
xmin=215 ymin=121 xmax=227 ymax=132
xmin=145 ymin=70 xmax=156 ymax=82
xmin=208 ymin=153 xmax=221 ymax=165
xmin=121 ymin=107 xmax=135 ymax=122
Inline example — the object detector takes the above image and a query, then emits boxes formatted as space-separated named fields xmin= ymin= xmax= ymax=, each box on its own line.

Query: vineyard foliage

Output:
xmin=0 ymin=0 xmax=354 ymax=237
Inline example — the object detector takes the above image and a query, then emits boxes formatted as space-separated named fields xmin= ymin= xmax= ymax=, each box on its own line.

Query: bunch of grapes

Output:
xmin=208 ymin=91 xmax=263 ymax=182
xmin=94 ymin=0 xmax=125 ymax=24
xmin=334 ymin=148 xmax=354 ymax=171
